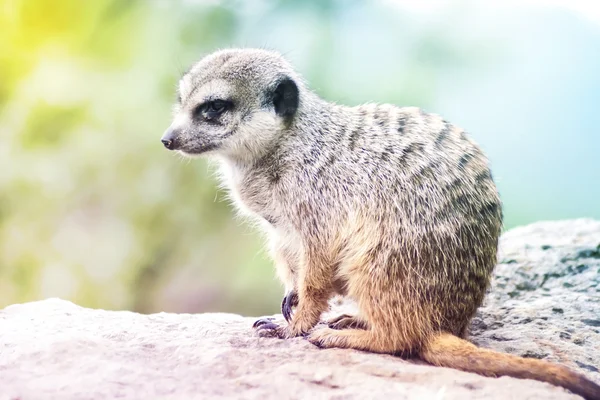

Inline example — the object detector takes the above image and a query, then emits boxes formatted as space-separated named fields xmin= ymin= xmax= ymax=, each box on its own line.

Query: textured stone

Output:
xmin=471 ymin=218 xmax=600 ymax=381
xmin=1 ymin=219 xmax=599 ymax=399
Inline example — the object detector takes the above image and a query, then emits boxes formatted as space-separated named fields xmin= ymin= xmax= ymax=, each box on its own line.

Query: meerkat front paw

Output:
xmin=253 ymin=319 xmax=308 ymax=339
xmin=252 ymin=289 xmax=298 ymax=335
xmin=253 ymin=309 xmax=318 ymax=339
xmin=252 ymin=317 xmax=276 ymax=329
xmin=253 ymin=318 xmax=286 ymax=338
xmin=281 ymin=290 xmax=298 ymax=323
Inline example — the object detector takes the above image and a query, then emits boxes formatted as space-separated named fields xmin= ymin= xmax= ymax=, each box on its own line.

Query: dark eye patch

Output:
xmin=193 ymin=99 xmax=233 ymax=122
xmin=207 ymin=100 xmax=228 ymax=115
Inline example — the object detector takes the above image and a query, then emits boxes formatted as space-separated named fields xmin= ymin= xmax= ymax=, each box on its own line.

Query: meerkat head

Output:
xmin=161 ymin=48 xmax=301 ymax=161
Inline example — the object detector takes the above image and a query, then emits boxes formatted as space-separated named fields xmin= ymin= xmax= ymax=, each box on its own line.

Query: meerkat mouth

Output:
xmin=177 ymin=142 xmax=220 ymax=156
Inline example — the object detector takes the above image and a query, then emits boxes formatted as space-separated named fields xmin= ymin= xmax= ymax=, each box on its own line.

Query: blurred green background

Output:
xmin=1 ymin=0 xmax=599 ymax=314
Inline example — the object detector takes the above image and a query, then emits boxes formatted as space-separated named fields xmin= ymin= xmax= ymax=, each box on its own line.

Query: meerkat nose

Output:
xmin=161 ymin=139 xmax=173 ymax=149
xmin=161 ymin=127 xmax=179 ymax=150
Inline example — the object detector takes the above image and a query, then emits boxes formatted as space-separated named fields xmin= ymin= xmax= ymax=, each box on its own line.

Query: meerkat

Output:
xmin=161 ymin=48 xmax=600 ymax=399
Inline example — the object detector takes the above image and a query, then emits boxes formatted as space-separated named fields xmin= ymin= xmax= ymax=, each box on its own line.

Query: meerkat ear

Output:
xmin=272 ymin=77 xmax=299 ymax=119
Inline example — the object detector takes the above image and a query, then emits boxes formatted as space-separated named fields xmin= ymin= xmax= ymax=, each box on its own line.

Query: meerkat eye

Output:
xmin=197 ymin=99 xmax=230 ymax=121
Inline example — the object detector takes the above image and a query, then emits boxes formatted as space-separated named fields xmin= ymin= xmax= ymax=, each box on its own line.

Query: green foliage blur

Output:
xmin=1 ymin=0 xmax=598 ymax=314
xmin=1 ymin=0 xmax=274 ymax=313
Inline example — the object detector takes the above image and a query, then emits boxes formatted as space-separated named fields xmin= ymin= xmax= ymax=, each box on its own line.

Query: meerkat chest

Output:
xmin=218 ymin=160 xmax=282 ymax=225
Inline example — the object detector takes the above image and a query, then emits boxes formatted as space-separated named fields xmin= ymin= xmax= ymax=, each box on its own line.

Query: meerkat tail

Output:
xmin=420 ymin=333 xmax=600 ymax=400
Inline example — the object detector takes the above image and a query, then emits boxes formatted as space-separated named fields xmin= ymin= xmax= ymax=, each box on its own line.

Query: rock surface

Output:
xmin=1 ymin=219 xmax=599 ymax=400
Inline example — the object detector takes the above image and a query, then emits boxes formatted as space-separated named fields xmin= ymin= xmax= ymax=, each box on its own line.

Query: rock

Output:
xmin=471 ymin=218 xmax=600 ymax=379
xmin=1 ymin=219 xmax=599 ymax=400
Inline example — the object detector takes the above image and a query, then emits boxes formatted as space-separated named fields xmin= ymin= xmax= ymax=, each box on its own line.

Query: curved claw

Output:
xmin=281 ymin=290 xmax=299 ymax=323
xmin=254 ymin=321 xmax=284 ymax=338
xmin=280 ymin=296 xmax=288 ymax=320
xmin=310 ymin=337 xmax=326 ymax=348
xmin=256 ymin=322 xmax=280 ymax=331
xmin=252 ymin=317 xmax=275 ymax=328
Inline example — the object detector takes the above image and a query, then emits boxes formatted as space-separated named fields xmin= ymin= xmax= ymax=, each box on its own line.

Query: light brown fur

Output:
xmin=163 ymin=48 xmax=600 ymax=399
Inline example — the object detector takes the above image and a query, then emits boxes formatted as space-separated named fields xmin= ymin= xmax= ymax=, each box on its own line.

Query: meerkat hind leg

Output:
xmin=308 ymin=326 xmax=407 ymax=353
xmin=326 ymin=314 xmax=369 ymax=330
xmin=310 ymin=255 xmax=427 ymax=353
xmin=311 ymin=309 xmax=414 ymax=353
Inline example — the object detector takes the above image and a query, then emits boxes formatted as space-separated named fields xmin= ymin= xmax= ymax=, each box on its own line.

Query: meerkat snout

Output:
xmin=161 ymin=127 xmax=178 ymax=150
xmin=161 ymin=138 xmax=173 ymax=149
